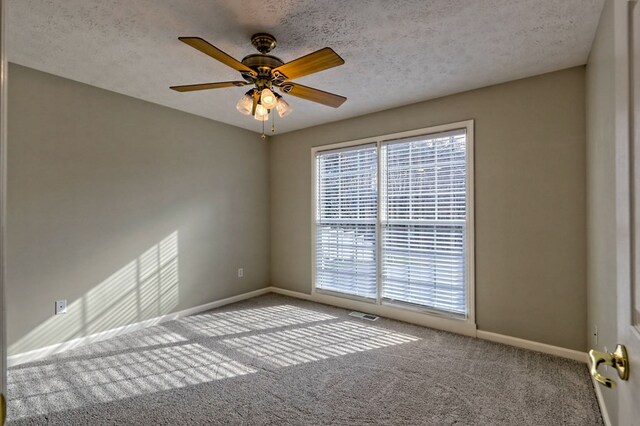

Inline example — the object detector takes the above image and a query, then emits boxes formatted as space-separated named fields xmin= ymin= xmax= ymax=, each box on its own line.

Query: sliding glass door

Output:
xmin=313 ymin=122 xmax=473 ymax=319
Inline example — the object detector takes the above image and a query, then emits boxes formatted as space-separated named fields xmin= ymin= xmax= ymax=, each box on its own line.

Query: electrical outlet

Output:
xmin=55 ymin=300 xmax=67 ymax=315
xmin=237 ymin=268 xmax=244 ymax=278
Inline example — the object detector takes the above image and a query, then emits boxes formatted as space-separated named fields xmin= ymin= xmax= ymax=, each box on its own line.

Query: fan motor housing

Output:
xmin=241 ymin=54 xmax=284 ymax=80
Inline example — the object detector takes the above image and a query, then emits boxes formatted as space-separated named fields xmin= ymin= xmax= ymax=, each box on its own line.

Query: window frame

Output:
xmin=311 ymin=120 xmax=475 ymax=326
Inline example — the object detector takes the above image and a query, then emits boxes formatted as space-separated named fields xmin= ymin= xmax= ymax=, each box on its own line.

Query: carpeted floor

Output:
xmin=7 ymin=294 xmax=602 ymax=425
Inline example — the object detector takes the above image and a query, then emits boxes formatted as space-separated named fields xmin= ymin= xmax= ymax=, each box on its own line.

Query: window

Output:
xmin=315 ymin=144 xmax=378 ymax=299
xmin=313 ymin=121 xmax=474 ymax=319
xmin=381 ymin=130 xmax=468 ymax=316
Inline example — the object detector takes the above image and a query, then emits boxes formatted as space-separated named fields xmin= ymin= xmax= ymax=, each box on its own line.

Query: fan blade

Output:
xmin=279 ymin=83 xmax=346 ymax=108
xmin=170 ymin=81 xmax=248 ymax=92
xmin=271 ymin=47 xmax=344 ymax=81
xmin=179 ymin=37 xmax=256 ymax=76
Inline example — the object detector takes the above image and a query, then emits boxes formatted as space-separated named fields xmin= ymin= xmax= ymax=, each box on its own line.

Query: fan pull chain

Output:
xmin=271 ymin=110 xmax=275 ymax=134
xmin=261 ymin=117 xmax=266 ymax=140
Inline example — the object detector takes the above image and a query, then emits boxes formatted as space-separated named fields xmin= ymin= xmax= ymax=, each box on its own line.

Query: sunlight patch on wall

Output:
xmin=222 ymin=321 xmax=420 ymax=367
xmin=7 ymin=342 xmax=255 ymax=420
xmin=9 ymin=232 xmax=180 ymax=356
xmin=178 ymin=305 xmax=336 ymax=337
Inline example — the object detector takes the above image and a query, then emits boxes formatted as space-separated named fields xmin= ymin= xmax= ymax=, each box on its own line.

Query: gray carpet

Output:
xmin=7 ymin=294 xmax=602 ymax=425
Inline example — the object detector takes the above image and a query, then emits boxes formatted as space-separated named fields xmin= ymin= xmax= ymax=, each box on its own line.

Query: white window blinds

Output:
xmin=315 ymin=144 xmax=378 ymax=299
xmin=313 ymin=124 xmax=471 ymax=319
xmin=381 ymin=129 xmax=468 ymax=316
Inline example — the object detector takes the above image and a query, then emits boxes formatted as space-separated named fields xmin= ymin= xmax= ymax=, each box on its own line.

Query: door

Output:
xmin=589 ymin=2 xmax=640 ymax=423
xmin=0 ymin=0 xmax=6 ymax=422
xmin=625 ymin=1 xmax=640 ymax=422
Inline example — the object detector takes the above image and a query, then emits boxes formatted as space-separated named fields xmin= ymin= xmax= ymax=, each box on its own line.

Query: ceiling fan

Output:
xmin=170 ymin=33 xmax=347 ymax=125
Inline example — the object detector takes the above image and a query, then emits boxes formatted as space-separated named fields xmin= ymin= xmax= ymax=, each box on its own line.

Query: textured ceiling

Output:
xmin=8 ymin=0 xmax=604 ymax=134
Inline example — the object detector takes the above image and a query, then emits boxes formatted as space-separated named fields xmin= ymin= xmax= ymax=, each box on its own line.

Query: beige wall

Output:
xmin=271 ymin=67 xmax=587 ymax=351
xmin=6 ymin=64 xmax=270 ymax=355
xmin=6 ymin=62 xmax=589 ymax=356
xmin=586 ymin=0 xmax=616 ymax=359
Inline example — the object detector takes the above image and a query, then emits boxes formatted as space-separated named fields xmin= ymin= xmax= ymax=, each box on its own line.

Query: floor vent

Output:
xmin=348 ymin=311 xmax=379 ymax=321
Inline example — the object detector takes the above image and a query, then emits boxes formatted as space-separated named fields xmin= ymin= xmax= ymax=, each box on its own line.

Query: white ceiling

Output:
xmin=8 ymin=0 xmax=604 ymax=134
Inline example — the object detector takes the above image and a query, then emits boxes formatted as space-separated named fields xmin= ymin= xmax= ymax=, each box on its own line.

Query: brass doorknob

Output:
xmin=589 ymin=344 xmax=630 ymax=388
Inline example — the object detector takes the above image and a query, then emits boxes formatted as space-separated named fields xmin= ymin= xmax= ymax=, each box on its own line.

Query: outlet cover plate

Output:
xmin=55 ymin=300 xmax=67 ymax=315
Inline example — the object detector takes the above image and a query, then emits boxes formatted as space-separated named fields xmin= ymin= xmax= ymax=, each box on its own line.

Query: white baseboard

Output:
xmin=591 ymin=377 xmax=612 ymax=426
xmin=267 ymin=286 xmax=477 ymax=337
xmin=587 ymin=358 xmax=612 ymax=426
xmin=268 ymin=287 xmax=313 ymax=300
xmin=7 ymin=287 xmax=271 ymax=367
xmin=476 ymin=330 xmax=587 ymax=363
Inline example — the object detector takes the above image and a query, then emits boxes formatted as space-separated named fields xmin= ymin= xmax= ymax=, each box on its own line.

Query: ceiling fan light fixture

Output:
xmin=254 ymin=103 xmax=269 ymax=121
xmin=276 ymin=97 xmax=292 ymax=118
xmin=236 ymin=92 xmax=253 ymax=115
xmin=171 ymin=33 xmax=347 ymax=130
xmin=260 ymin=88 xmax=278 ymax=109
